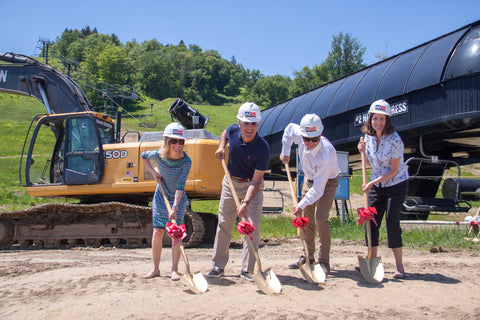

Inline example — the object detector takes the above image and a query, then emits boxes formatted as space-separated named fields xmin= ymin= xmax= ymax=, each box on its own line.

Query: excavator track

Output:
xmin=0 ymin=202 xmax=216 ymax=249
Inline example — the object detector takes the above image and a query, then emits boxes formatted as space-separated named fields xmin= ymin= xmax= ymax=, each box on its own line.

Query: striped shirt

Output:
xmin=141 ymin=150 xmax=192 ymax=227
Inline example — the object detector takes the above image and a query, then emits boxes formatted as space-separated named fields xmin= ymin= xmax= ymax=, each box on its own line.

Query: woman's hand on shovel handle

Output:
xmin=168 ymin=206 xmax=177 ymax=221
xmin=362 ymin=181 xmax=374 ymax=194
xmin=357 ymin=140 xmax=366 ymax=153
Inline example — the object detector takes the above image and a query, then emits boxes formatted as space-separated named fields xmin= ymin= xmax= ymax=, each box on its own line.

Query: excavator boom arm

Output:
xmin=0 ymin=52 xmax=92 ymax=114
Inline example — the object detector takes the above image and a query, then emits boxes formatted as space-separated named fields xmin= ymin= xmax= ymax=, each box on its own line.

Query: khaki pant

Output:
xmin=302 ymin=176 xmax=338 ymax=264
xmin=212 ymin=175 xmax=264 ymax=272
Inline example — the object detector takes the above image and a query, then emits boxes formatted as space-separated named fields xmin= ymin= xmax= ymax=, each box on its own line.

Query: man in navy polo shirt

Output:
xmin=208 ymin=102 xmax=271 ymax=281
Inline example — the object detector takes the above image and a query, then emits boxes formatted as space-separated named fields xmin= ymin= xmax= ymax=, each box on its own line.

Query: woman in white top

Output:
xmin=358 ymin=99 xmax=409 ymax=279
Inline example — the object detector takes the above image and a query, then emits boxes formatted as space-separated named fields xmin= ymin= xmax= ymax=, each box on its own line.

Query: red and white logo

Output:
xmin=305 ymin=126 xmax=317 ymax=133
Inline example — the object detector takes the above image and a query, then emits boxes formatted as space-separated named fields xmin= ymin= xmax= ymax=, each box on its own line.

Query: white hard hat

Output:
xmin=237 ymin=102 xmax=261 ymax=122
xmin=163 ymin=122 xmax=186 ymax=139
xmin=368 ymin=99 xmax=391 ymax=116
xmin=300 ymin=114 xmax=324 ymax=137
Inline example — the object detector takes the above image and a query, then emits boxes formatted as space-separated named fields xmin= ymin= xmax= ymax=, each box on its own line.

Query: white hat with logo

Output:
xmin=300 ymin=114 xmax=324 ymax=137
xmin=368 ymin=99 xmax=391 ymax=116
xmin=163 ymin=122 xmax=186 ymax=139
xmin=237 ymin=102 xmax=261 ymax=122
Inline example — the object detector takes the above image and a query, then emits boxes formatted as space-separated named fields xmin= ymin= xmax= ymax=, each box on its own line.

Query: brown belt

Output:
xmin=230 ymin=175 xmax=250 ymax=183
xmin=307 ymin=177 xmax=338 ymax=184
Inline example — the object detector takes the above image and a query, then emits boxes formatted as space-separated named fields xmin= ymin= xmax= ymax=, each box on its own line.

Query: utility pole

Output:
xmin=37 ymin=38 xmax=51 ymax=64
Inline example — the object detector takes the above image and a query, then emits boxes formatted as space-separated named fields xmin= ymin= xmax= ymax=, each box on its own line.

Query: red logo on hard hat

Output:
xmin=245 ymin=111 xmax=257 ymax=118
xmin=375 ymin=104 xmax=386 ymax=112
xmin=305 ymin=126 xmax=316 ymax=132
xmin=172 ymin=129 xmax=184 ymax=135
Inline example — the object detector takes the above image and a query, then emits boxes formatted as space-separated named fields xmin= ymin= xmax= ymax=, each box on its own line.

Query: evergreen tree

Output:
xmin=324 ymin=32 xmax=366 ymax=80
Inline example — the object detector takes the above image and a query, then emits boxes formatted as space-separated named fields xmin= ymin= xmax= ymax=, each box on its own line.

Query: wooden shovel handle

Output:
xmin=285 ymin=163 xmax=298 ymax=207
xmin=360 ymin=137 xmax=369 ymax=208
xmin=158 ymin=179 xmax=173 ymax=214
xmin=221 ymin=158 xmax=263 ymax=271
xmin=360 ymin=137 xmax=374 ymax=258
xmin=221 ymin=158 xmax=242 ymax=209
xmin=158 ymin=178 xmax=194 ymax=275
xmin=285 ymin=163 xmax=302 ymax=237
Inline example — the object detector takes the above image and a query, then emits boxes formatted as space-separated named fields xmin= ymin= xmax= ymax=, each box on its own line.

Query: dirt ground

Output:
xmin=1 ymin=237 xmax=480 ymax=320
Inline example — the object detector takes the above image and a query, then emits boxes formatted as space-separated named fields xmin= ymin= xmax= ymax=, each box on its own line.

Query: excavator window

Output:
xmin=96 ymin=119 xmax=115 ymax=145
xmin=64 ymin=117 xmax=103 ymax=184
xmin=25 ymin=118 xmax=62 ymax=186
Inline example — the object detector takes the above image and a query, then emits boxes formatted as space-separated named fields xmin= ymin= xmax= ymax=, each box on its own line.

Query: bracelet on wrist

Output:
xmin=241 ymin=200 xmax=249 ymax=206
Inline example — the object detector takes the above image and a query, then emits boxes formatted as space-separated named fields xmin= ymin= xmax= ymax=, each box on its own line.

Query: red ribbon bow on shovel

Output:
xmin=357 ymin=207 xmax=378 ymax=227
xmin=237 ymin=221 xmax=256 ymax=240
xmin=166 ymin=222 xmax=187 ymax=246
xmin=291 ymin=216 xmax=309 ymax=229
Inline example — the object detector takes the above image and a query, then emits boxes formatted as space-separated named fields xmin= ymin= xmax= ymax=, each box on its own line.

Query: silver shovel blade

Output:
xmin=358 ymin=255 xmax=384 ymax=284
xmin=298 ymin=263 xmax=316 ymax=284
xmin=252 ymin=268 xmax=282 ymax=294
xmin=299 ymin=261 xmax=326 ymax=284
xmin=180 ymin=271 xmax=208 ymax=294
xmin=310 ymin=262 xmax=326 ymax=283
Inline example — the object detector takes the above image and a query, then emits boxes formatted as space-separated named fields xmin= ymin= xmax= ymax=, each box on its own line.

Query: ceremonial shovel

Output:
xmin=357 ymin=138 xmax=384 ymax=284
xmin=158 ymin=180 xmax=208 ymax=293
xmin=285 ymin=163 xmax=326 ymax=284
xmin=221 ymin=158 xmax=282 ymax=294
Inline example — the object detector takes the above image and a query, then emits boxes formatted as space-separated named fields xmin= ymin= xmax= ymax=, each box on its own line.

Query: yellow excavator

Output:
xmin=0 ymin=52 xmax=224 ymax=248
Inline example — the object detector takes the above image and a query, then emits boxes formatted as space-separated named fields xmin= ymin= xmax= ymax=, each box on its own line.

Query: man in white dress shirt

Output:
xmin=280 ymin=114 xmax=340 ymax=274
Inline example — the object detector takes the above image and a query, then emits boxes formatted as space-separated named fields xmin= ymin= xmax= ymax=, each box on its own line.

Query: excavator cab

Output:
xmin=22 ymin=112 xmax=111 ymax=187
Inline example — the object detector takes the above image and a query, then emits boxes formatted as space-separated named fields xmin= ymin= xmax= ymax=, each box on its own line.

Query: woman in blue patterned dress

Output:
xmin=141 ymin=122 xmax=192 ymax=281
xmin=358 ymin=99 xmax=409 ymax=279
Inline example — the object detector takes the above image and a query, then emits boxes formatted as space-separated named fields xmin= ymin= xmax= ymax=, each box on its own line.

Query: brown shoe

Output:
xmin=319 ymin=262 xmax=330 ymax=274
xmin=289 ymin=256 xmax=315 ymax=269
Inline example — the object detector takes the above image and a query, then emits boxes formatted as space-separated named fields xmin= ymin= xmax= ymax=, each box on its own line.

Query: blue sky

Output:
xmin=1 ymin=0 xmax=479 ymax=76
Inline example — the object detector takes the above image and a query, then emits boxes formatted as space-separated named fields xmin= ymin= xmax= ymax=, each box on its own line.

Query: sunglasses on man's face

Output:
xmin=302 ymin=136 xmax=319 ymax=143
xmin=169 ymin=138 xmax=185 ymax=145
xmin=241 ymin=121 xmax=258 ymax=127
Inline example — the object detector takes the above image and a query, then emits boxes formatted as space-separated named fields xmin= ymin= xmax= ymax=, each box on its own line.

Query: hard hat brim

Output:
xmin=368 ymin=110 xmax=390 ymax=116
xmin=164 ymin=134 xmax=186 ymax=139
xmin=301 ymin=132 xmax=322 ymax=138
xmin=237 ymin=116 xmax=261 ymax=122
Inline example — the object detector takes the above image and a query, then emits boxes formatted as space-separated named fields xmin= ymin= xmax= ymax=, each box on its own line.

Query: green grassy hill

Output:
xmin=0 ymin=92 xmax=240 ymax=211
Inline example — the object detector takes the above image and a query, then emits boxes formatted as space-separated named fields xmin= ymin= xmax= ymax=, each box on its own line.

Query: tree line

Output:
xmin=44 ymin=26 xmax=368 ymax=109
